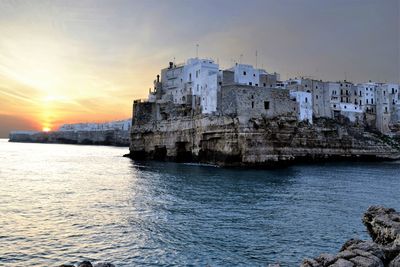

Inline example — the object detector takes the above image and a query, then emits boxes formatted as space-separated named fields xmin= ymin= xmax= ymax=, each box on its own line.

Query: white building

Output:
xmin=290 ymin=91 xmax=313 ymax=123
xmin=59 ymin=119 xmax=132 ymax=132
xmin=228 ymin=63 xmax=267 ymax=87
xmin=157 ymin=58 xmax=219 ymax=113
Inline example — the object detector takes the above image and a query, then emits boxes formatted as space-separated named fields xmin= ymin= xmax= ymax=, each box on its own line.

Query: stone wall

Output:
xmin=219 ymin=85 xmax=298 ymax=120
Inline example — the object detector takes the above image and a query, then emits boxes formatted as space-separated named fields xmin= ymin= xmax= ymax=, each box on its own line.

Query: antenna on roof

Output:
xmin=196 ymin=44 xmax=199 ymax=58
xmin=255 ymin=50 xmax=258 ymax=69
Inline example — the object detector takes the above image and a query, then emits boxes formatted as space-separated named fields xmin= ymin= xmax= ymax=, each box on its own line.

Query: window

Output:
xmin=367 ymin=99 xmax=369 ymax=104
xmin=251 ymin=95 xmax=254 ymax=99
xmin=243 ymin=71 xmax=247 ymax=75
xmin=263 ymin=83 xmax=266 ymax=87
xmin=359 ymin=91 xmax=362 ymax=97
xmin=249 ymin=82 xmax=252 ymax=86
xmin=344 ymin=106 xmax=347 ymax=109
xmin=392 ymin=88 xmax=395 ymax=94
xmin=385 ymin=107 xmax=388 ymax=113
xmin=316 ymin=95 xmax=319 ymax=99
xmin=305 ymin=97 xmax=308 ymax=103
xmin=305 ymin=84 xmax=308 ymax=88
xmin=251 ymin=101 xmax=254 ymax=108
xmin=255 ymin=84 xmax=258 ymax=86
xmin=371 ymin=99 xmax=374 ymax=104
xmin=253 ymin=74 xmax=256 ymax=77
xmin=316 ymin=86 xmax=318 ymax=89
xmin=264 ymin=101 xmax=270 ymax=110
xmin=360 ymin=100 xmax=362 ymax=105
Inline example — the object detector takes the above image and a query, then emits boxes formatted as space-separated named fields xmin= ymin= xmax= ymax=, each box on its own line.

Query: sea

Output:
xmin=0 ymin=138 xmax=399 ymax=266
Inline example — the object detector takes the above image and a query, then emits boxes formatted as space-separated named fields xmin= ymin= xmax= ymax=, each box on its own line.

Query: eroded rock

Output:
xmin=302 ymin=206 xmax=400 ymax=267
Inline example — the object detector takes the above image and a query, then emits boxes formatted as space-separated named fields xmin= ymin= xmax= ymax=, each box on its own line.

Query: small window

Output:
xmin=249 ymin=82 xmax=252 ymax=86
xmin=264 ymin=101 xmax=270 ymax=110
xmin=251 ymin=101 xmax=254 ymax=108
xmin=255 ymin=84 xmax=258 ymax=86
xmin=263 ymin=83 xmax=266 ymax=87
xmin=243 ymin=71 xmax=247 ymax=75
xmin=385 ymin=107 xmax=388 ymax=113
xmin=316 ymin=86 xmax=318 ymax=89
xmin=251 ymin=95 xmax=254 ymax=99
xmin=316 ymin=95 xmax=319 ymax=99
xmin=392 ymin=88 xmax=395 ymax=94
xmin=305 ymin=84 xmax=308 ymax=88
xmin=344 ymin=106 xmax=347 ymax=109
xmin=253 ymin=74 xmax=256 ymax=77
xmin=305 ymin=97 xmax=308 ymax=103
xmin=366 ymin=99 xmax=369 ymax=104
xmin=371 ymin=99 xmax=374 ymax=104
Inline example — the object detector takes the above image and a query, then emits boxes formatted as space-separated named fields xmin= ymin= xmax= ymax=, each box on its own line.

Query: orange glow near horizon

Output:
xmin=42 ymin=127 xmax=51 ymax=132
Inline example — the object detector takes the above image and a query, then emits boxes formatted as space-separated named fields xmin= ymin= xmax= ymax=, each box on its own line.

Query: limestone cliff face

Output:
xmin=129 ymin=115 xmax=400 ymax=167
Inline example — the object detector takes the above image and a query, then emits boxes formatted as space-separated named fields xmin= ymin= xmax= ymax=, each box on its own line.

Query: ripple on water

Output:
xmin=0 ymin=140 xmax=399 ymax=266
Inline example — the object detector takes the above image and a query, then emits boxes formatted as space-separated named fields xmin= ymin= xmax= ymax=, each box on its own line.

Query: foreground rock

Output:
xmin=302 ymin=206 xmax=400 ymax=267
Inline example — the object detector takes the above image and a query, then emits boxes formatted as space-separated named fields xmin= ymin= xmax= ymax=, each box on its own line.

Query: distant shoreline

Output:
xmin=8 ymin=129 xmax=130 ymax=147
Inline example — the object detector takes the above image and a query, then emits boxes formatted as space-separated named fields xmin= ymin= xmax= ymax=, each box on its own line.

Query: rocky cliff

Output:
xmin=301 ymin=206 xmax=400 ymax=267
xmin=9 ymin=130 xmax=130 ymax=146
xmin=128 ymin=115 xmax=400 ymax=167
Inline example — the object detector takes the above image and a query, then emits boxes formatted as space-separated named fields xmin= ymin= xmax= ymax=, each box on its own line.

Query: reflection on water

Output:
xmin=0 ymin=139 xmax=399 ymax=266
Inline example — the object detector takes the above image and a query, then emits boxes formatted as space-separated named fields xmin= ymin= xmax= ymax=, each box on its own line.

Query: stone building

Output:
xmin=137 ymin=57 xmax=399 ymax=135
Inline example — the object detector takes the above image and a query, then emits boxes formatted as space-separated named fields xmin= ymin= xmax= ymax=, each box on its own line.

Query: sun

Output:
xmin=42 ymin=127 xmax=51 ymax=132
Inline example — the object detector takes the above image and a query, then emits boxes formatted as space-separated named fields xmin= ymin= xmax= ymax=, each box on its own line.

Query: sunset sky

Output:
xmin=0 ymin=0 xmax=399 ymax=137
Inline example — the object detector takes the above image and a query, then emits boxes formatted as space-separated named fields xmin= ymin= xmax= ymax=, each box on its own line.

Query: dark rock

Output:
xmin=389 ymin=254 xmax=400 ymax=267
xmin=330 ymin=258 xmax=354 ymax=267
xmin=302 ymin=206 xmax=400 ymax=266
xmin=93 ymin=263 xmax=116 ymax=267
xmin=363 ymin=206 xmax=400 ymax=246
xmin=78 ymin=261 xmax=93 ymax=267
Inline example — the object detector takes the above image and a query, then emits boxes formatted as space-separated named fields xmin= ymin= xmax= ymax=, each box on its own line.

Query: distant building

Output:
xmin=59 ymin=119 xmax=131 ymax=132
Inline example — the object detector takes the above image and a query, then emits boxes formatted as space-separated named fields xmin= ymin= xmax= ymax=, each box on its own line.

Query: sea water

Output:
xmin=0 ymin=139 xmax=399 ymax=266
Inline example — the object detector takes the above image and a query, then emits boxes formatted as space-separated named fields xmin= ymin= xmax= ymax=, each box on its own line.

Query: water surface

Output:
xmin=0 ymin=139 xmax=399 ymax=266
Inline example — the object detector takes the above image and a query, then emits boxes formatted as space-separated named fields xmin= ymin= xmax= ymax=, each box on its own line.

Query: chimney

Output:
xmin=169 ymin=62 xmax=173 ymax=69
xmin=157 ymin=75 xmax=160 ymax=83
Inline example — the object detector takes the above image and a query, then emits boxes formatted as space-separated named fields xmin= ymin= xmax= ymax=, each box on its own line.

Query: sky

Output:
xmin=0 ymin=0 xmax=399 ymax=136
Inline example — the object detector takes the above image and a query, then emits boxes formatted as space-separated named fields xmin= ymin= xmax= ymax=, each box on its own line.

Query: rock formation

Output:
xmin=128 ymin=115 xmax=400 ymax=167
xmin=301 ymin=206 xmax=400 ymax=267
